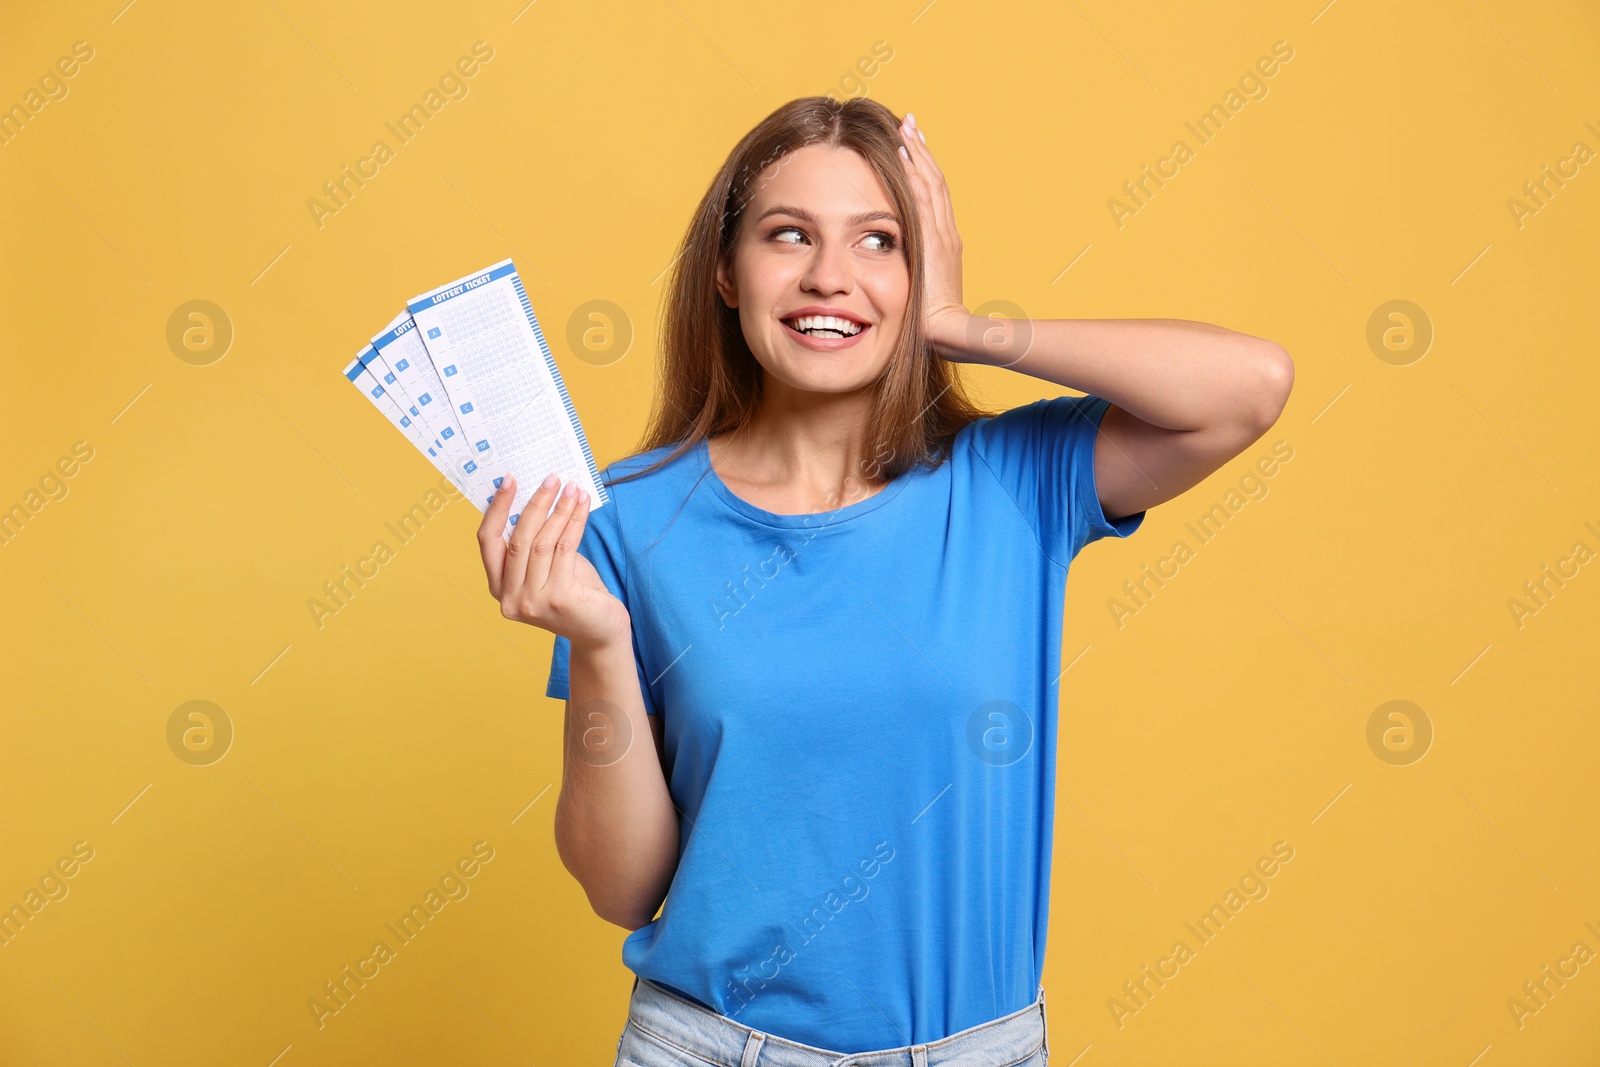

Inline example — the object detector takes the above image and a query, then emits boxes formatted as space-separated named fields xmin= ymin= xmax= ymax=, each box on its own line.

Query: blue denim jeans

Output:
xmin=613 ymin=977 xmax=1050 ymax=1067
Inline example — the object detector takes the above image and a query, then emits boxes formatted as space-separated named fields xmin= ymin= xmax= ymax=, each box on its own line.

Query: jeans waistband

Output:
xmin=624 ymin=977 xmax=1049 ymax=1067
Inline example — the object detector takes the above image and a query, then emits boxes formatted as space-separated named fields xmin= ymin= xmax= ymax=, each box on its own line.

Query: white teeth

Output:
xmin=787 ymin=314 xmax=864 ymax=337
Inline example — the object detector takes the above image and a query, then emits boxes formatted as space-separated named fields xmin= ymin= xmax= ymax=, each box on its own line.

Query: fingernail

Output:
xmin=918 ymin=129 xmax=926 ymax=144
xmin=899 ymin=145 xmax=910 ymax=160
xmin=562 ymin=482 xmax=576 ymax=498
xmin=542 ymin=472 xmax=559 ymax=489
xmin=906 ymin=112 xmax=916 ymax=128
xmin=580 ymin=490 xmax=590 ymax=505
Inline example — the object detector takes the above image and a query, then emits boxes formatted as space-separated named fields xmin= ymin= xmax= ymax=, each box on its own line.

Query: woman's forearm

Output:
xmin=939 ymin=315 xmax=1292 ymax=434
xmin=553 ymin=635 xmax=679 ymax=929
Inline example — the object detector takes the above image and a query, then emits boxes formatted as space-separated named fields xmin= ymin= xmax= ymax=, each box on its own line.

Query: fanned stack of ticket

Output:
xmin=342 ymin=259 xmax=608 ymax=535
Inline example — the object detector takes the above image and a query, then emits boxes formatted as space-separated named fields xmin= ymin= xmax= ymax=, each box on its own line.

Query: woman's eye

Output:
xmin=768 ymin=227 xmax=896 ymax=251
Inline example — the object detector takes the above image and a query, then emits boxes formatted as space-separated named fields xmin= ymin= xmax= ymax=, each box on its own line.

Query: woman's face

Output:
xmin=716 ymin=143 xmax=910 ymax=397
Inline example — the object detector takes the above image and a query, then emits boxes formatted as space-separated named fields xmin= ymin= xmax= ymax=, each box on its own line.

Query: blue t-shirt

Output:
xmin=546 ymin=394 xmax=1145 ymax=1052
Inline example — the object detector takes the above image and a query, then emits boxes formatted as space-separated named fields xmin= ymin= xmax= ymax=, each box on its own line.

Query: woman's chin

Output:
xmin=760 ymin=361 xmax=887 ymax=397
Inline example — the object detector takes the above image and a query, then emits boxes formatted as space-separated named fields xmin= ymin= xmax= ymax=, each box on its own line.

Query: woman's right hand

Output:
xmin=476 ymin=473 xmax=631 ymax=649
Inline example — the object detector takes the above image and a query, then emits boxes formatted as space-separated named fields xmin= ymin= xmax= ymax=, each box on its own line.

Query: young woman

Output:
xmin=476 ymin=97 xmax=1293 ymax=1065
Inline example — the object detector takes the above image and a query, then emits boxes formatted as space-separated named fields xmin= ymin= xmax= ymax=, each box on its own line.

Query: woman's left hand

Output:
xmin=897 ymin=113 xmax=973 ymax=361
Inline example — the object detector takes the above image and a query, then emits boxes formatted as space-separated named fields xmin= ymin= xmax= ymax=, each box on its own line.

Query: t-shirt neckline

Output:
xmin=697 ymin=435 xmax=913 ymax=530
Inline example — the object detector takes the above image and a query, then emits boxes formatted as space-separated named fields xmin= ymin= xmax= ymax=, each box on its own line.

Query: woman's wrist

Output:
xmin=929 ymin=309 xmax=1031 ymax=367
xmin=568 ymin=628 xmax=635 ymax=666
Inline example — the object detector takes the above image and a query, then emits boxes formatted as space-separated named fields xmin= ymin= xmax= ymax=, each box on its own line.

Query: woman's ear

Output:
xmin=714 ymin=250 xmax=739 ymax=309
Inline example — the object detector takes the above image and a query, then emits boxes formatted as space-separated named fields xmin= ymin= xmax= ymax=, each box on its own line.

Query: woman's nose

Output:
xmin=800 ymin=239 xmax=852 ymax=295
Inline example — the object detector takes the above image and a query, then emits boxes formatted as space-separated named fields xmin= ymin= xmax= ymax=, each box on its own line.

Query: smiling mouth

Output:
xmin=782 ymin=314 xmax=869 ymax=340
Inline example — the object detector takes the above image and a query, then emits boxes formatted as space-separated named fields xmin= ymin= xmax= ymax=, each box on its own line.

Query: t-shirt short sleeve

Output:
xmin=544 ymin=493 xmax=660 ymax=715
xmin=968 ymin=393 xmax=1146 ymax=566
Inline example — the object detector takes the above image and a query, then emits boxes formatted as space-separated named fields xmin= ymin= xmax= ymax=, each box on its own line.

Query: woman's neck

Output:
xmin=708 ymin=386 xmax=890 ymax=514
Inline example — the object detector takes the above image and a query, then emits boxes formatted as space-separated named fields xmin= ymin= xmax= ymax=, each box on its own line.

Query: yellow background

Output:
xmin=3 ymin=0 xmax=1597 ymax=1063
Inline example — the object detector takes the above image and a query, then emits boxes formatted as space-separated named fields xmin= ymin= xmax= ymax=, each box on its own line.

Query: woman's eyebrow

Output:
xmin=754 ymin=205 xmax=900 ymax=227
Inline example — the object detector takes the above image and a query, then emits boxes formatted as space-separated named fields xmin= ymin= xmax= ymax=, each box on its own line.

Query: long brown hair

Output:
xmin=607 ymin=95 xmax=995 ymax=492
